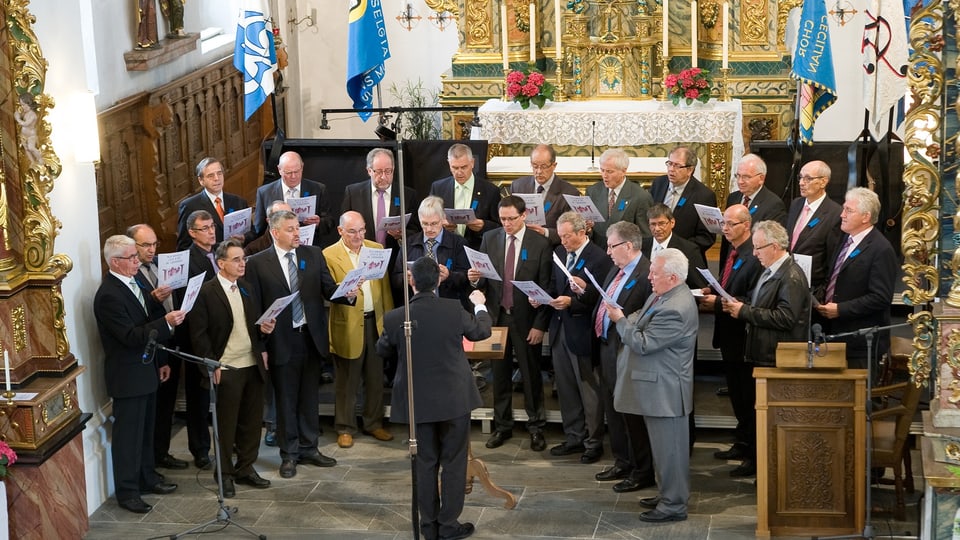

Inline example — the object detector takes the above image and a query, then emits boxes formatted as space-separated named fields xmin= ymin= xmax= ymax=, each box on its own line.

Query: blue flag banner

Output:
xmin=234 ymin=4 xmax=277 ymax=121
xmin=789 ymin=0 xmax=838 ymax=145
xmin=347 ymin=0 xmax=391 ymax=122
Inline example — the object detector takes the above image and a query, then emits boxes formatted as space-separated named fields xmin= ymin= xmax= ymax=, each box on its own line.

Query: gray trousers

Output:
xmin=645 ymin=414 xmax=690 ymax=516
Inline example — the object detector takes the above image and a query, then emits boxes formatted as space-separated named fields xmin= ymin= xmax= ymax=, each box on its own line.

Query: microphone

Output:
xmin=812 ymin=323 xmax=825 ymax=356
xmin=588 ymin=120 xmax=598 ymax=171
xmin=142 ymin=329 xmax=159 ymax=362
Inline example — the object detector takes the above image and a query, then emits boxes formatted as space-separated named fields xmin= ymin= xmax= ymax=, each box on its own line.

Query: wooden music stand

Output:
xmin=463 ymin=327 xmax=517 ymax=509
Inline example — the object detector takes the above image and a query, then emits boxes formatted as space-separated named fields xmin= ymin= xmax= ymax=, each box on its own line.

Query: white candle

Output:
xmin=529 ymin=2 xmax=537 ymax=63
xmin=721 ymin=1 xmax=729 ymax=69
xmin=554 ymin=0 xmax=562 ymax=60
xmin=502 ymin=4 xmax=510 ymax=70
xmin=690 ymin=1 xmax=697 ymax=68
xmin=662 ymin=0 xmax=669 ymax=57
xmin=3 ymin=349 xmax=10 ymax=393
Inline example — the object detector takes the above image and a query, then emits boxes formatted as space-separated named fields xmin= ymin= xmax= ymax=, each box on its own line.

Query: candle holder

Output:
xmin=719 ymin=67 xmax=731 ymax=102
xmin=502 ymin=67 xmax=511 ymax=101
xmin=659 ymin=54 xmax=671 ymax=101
xmin=553 ymin=56 xmax=566 ymax=102
xmin=1 ymin=390 xmax=14 ymax=406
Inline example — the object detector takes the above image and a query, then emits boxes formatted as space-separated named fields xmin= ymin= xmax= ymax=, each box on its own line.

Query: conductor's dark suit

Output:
xmin=475 ymin=227 xmax=552 ymax=434
xmin=253 ymin=178 xmax=333 ymax=243
xmin=377 ymin=292 xmax=490 ymax=539
xmin=176 ymin=191 xmax=249 ymax=250
xmin=585 ymin=179 xmax=654 ymax=247
xmin=244 ymin=245 xmax=347 ymax=460
xmin=429 ymin=175 xmax=501 ymax=250
xmin=509 ymin=175 xmax=581 ymax=244
xmin=786 ymin=196 xmax=842 ymax=297
xmin=649 ymin=176 xmax=717 ymax=255
xmin=189 ymin=276 xmax=267 ymax=480
xmin=94 ymin=272 xmax=172 ymax=504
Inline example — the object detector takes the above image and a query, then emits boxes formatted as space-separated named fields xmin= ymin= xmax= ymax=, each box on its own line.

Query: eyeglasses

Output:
xmin=665 ymin=161 xmax=693 ymax=169
xmin=607 ymin=240 xmax=628 ymax=250
xmin=721 ymin=220 xmax=745 ymax=229
xmin=753 ymin=242 xmax=775 ymax=252
xmin=343 ymin=228 xmax=366 ymax=236
xmin=530 ymin=162 xmax=556 ymax=171
xmin=191 ymin=225 xmax=215 ymax=232
xmin=369 ymin=168 xmax=394 ymax=176
xmin=113 ymin=254 xmax=140 ymax=262
xmin=798 ymin=175 xmax=825 ymax=183
xmin=136 ymin=242 xmax=159 ymax=248
xmin=734 ymin=172 xmax=762 ymax=181
xmin=499 ymin=215 xmax=523 ymax=223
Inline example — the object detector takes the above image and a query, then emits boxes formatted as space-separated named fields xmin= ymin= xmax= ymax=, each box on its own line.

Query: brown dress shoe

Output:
xmin=338 ymin=433 xmax=354 ymax=448
xmin=363 ymin=428 xmax=394 ymax=441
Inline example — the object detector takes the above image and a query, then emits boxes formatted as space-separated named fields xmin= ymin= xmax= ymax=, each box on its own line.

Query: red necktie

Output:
xmin=502 ymin=235 xmax=516 ymax=310
xmin=594 ymin=269 xmax=625 ymax=337
xmin=720 ymin=247 xmax=737 ymax=289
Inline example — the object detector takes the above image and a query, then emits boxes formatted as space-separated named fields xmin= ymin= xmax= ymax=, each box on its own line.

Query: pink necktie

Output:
xmin=790 ymin=205 xmax=810 ymax=250
xmin=502 ymin=235 xmax=516 ymax=310
xmin=594 ymin=269 xmax=625 ymax=338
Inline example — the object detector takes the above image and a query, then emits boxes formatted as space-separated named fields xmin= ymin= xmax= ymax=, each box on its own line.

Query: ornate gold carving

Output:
xmin=746 ymin=116 xmax=776 ymax=142
xmin=51 ymin=285 xmax=69 ymax=357
xmin=787 ymin=432 xmax=834 ymax=509
xmin=777 ymin=0 xmax=803 ymax=47
xmin=465 ymin=0 xmax=492 ymax=48
xmin=425 ymin=0 xmax=460 ymax=19
xmin=740 ymin=0 xmax=768 ymax=45
xmin=700 ymin=0 xmax=720 ymax=30
xmin=11 ymin=305 xmax=25 ymax=352
xmin=707 ymin=143 xmax=729 ymax=204
xmin=909 ymin=311 xmax=934 ymax=387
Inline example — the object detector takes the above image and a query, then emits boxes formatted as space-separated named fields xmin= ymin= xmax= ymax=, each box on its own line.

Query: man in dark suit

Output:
xmin=253 ymin=151 xmax=333 ymax=245
xmin=641 ymin=204 xmax=708 ymax=290
xmin=509 ymin=144 xmax=580 ymax=245
xmin=585 ymin=148 xmax=654 ymax=248
xmin=341 ymin=147 xmax=420 ymax=304
xmin=579 ymin=222 xmax=654 ymax=493
xmin=94 ymin=235 xmax=183 ymax=514
xmin=607 ymin=248 xmax=699 ymax=523
xmin=724 ymin=153 xmax=787 ymax=226
xmin=539 ymin=212 xmax=612 ymax=464
xmin=468 ymin=196 xmax=552 ymax=451
xmin=126 ymin=224 xmax=185 ymax=471
xmin=649 ymin=146 xmax=717 ymax=256
xmin=815 ymin=187 xmax=898 ymax=369
xmin=429 ymin=143 xmax=501 ymax=250
xmin=245 ymin=210 xmax=355 ymax=478
xmin=787 ymin=160 xmax=843 ymax=297
xmin=176 ymin=157 xmax=250 ymax=250
xmin=189 ymin=239 xmax=274 ymax=498
xmin=721 ymin=221 xmax=810 ymax=477
xmin=377 ymin=258 xmax=491 ymax=540
xmin=700 ymin=204 xmax=762 ymax=466
xmin=392 ymin=195 xmax=471 ymax=307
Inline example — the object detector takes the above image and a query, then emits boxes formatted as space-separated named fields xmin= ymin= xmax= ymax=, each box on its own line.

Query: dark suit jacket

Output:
xmin=475 ymin=227 xmax=552 ymax=333
xmin=189 ymin=277 xmax=267 ymax=382
xmin=641 ymin=235 xmax=708 ymax=289
xmin=377 ymin=292 xmax=489 ymax=424
xmin=244 ymin=245 xmax=348 ymax=365
xmin=548 ymin=241 xmax=613 ymax=356
xmin=341 ymin=179 xmax=420 ymax=283
xmin=174 ymin=243 xmax=219 ymax=349
xmin=392 ymin=230 xmax=470 ymax=307
xmin=509 ymin=175 xmax=581 ymax=244
xmin=429 ymin=175 xmax=502 ymax=250
xmin=711 ymin=237 xmax=762 ymax=351
xmin=585 ymin=179 xmax=654 ymax=247
xmin=649 ymin=176 xmax=717 ymax=255
xmin=94 ymin=273 xmax=173 ymax=399
xmin=725 ymin=186 xmax=787 ymax=226
xmin=787 ymin=196 xmax=842 ymax=295
xmin=591 ymin=254 xmax=653 ymax=345
xmin=827 ymin=228 xmax=898 ymax=363
xmin=253 ymin=178 xmax=333 ymax=243
xmin=176 ymin=191 xmax=250 ymax=250
xmin=738 ymin=257 xmax=810 ymax=366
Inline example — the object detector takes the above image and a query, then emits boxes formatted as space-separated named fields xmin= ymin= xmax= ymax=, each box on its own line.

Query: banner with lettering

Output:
xmin=347 ymin=0 xmax=391 ymax=121
xmin=789 ymin=0 xmax=837 ymax=145
xmin=233 ymin=0 xmax=277 ymax=121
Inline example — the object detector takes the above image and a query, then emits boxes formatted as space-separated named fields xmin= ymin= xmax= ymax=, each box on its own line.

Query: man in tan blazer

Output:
xmin=323 ymin=211 xmax=395 ymax=448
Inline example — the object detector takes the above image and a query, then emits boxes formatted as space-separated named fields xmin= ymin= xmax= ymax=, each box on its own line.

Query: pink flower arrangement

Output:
xmin=505 ymin=69 xmax=555 ymax=109
xmin=0 ymin=440 xmax=16 ymax=480
xmin=663 ymin=67 xmax=713 ymax=106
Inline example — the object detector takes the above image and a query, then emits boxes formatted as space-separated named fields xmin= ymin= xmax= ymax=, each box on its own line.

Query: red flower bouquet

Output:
xmin=505 ymin=69 xmax=555 ymax=109
xmin=0 ymin=440 xmax=16 ymax=480
xmin=663 ymin=67 xmax=713 ymax=106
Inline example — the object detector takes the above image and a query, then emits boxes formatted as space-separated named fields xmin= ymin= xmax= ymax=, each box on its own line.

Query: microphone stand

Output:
xmin=813 ymin=321 xmax=912 ymax=540
xmin=155 ymin=344 xmax=267 ymax=540
xmin=587 ymin=120 xmax=598 ymax=171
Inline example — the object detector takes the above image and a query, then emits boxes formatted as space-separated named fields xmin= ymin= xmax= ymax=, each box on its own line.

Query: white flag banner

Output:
xmin=862 ymin=0 xmax=908 ymax=135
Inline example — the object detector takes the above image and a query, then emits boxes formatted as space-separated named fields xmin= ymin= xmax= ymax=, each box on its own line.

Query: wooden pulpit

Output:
xmin=755 ymin=343 xmax=866 ymax=538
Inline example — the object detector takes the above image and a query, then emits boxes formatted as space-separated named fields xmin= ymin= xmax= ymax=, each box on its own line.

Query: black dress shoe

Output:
xmin=279 ymin=459 xmax=297 ymax=478
xmin=156 ymin=454 xmax=189 ymax=469
xmin=549 ymin=441 xmax=585 ymax=456
xmin=638 ymin=509 xmax=687 ymax=523
xmin=613 ymin=476 xmax=656 ymax=493
xmin=580 ymin=447 xmax=603 ymax=464
xmin=595 ymin=466 xmax=630 ymax=481
xmin=440 ymin=522 xmax=475 ymax=540
xmin=144 ymin=482 xmax=178 ymax=495
xmin=235 ymin=472 xmax=271 ymax=488
xmin=530 ymin=431 xmax=546 ymax=452
xmin=222 ymin=477 xmax=236 ymax=498
xmin=299 ymin=453 xmax=337 ymax=467
xmin=639 ymin=496 xmax=661 ymax=509
xmin=118 ymin=497 xmax=152 ymax=514
xmin=730 ymin=459 xmax=756 ymax=477
xmin=320 ymin=372 xmax=334 ymax=384
xmin=714 ymin=443 xmax=747 ymax=460
xmin=194 ymin=455 xmax=212 ymax=470
xmin=484 ymin=430 xmax=512 ymax=449
xmin=264 ymin=429 xmax=277 ymax=447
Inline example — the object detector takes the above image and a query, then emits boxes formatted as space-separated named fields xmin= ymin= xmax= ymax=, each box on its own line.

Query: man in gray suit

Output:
xmin=606 ymin=248 xmax=698 ymax=523
xmin=585 ymin=148 xmax=653 ymax=248
xmin=378 ymin=258 xmax=490 ymax=540
xmin=509 ymin=144 xmax=580 ymax=245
